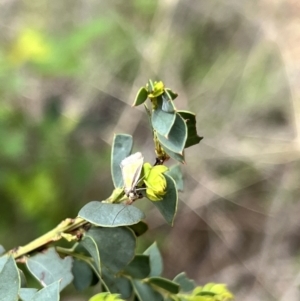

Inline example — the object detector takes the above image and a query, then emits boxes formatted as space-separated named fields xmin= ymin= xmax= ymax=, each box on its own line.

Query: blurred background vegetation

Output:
xmin=1 ymin=0 xmax=299 ymax=300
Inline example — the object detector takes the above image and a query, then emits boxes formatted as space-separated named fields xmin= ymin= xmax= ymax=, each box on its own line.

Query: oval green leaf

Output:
xmin=111 ymin=134 xmax=133 ymax=188
xmin=143 ymin=242 xmax=163 ymax=277
xmin=165 ymin=88 xmax=178 ymax=100
xmin=123 ymin=255 xmax=150 ymax=279
xmin=166 ymin=165 xmax=184 ymax=191
xmin=132 ymin=279 xmax=163 ymax=301
xmin=153 ymin=174 xmax=178 ymax=225
xmin=147 ymin=277 xmax=180 ymax=294
xmin=72 ymin=259 xmax=96 ymax=291
xmin=157 ymin=113 xmax=187 ymax=154
xmin=152 ymin=107 xmax=176 ymax=137
xmin=133 ymin=87 xmax=148 ymax=106
xmin=0 ymin=256 xmax=20 ymax=301
xmin=78 ymin=201 xmax=145 ymax=227
xmin=162 ymin=93 xmax=176 ymax=113
xmin=30 ymin=281 xmax=60 ymax=301
xmin=19 ymin=288 xmax=38 ymax=301
xmin=162 ymin=144 xmax=185 ymax=164
xmin=79 ymin=235 xmax=101 ymax=277
xmin=86 ymin=227 xmax=136 ymax=274
xmin=177 ymin=110 xmax=203 ymax=148
xmin=102 ymin=269 xmax=132 ymax=300
xmin=173 ymin=272 xmax=196 ymax=292
xmin=26 ymin=248 xmax=73 ymax=291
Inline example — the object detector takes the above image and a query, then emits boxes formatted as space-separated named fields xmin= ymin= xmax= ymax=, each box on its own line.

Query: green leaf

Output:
xmin=26 ymin=248 xmax=73 ymax=291
xmin=0 ymin=256 xmax=8 ymax=272
xmin=0 ymin=256 xmax=20 ymax=301
xmin=165 ymin=88 xmax=178 ymax=100
xmin=128 ymin=221 xmax=148 ymax=237
xmin=153 ymin=174 xmax=178 ymax=225
xmin=111 ymin=134 xmax=133 ymax=188
xmin=161 ymin=144 xmax=185 ymax=164
xmin=166 ymin=165 xmax=184 ymax=191
xmin=143 ymin=242 xmax=163 ymax=277
xmin=157 ymin=113 xmax=187 ymax=154
xmin=29 ymin=281 xmax=60 ymax=301
xmin=102 ymin=269 xmax=132 ymax=300
xmin=19 ymin=268 xmax=27 ymax=287
xmin=79 ymin=235 xmax=101 ymax=277
xmin=132 ymin=279 xmax=163 ymax=301
xmin=177 ymin=111 xmax=203 ymax=148
xmin=147 ymin=277 xmax=180 ymax=294
xmin=133 ymin=87 xmax=148 ymax=106
xmin=86 ymin=227 xmax=136 ymax=274
xmin=173 ymin=272 xmax=196 ymax=292
xmin=72 ymin=259 xmax=97 ymax=291
xmin=152 ymin=98 xmax=176 ymax=137
xmin=19 ymin=288 xmax=37 ymax=301
xmin=146 ymin=79 xmax=154 ymax=93
xmin=123 ymin=255 xmax=150 ymax=279
xmin=78 ymin=201 xmax=145 ymax=227
xmin=161 ymin=93 xmax=176 ymax=113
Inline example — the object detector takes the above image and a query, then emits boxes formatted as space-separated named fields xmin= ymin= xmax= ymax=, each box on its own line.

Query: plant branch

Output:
xmin=6 ymin=216 xmax=88 ymax=259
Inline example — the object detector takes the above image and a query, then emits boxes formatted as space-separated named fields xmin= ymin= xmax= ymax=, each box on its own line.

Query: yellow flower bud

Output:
xmin=143 ymin=164 xmax=168 ymax=201
xmin=148 ymin=81 xmax=165 ymax=98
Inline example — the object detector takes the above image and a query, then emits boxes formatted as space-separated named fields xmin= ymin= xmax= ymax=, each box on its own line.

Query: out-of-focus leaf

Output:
xmin=0 ymin=245 xmax=5 ymax=255
xmin=173 ymin=272 xmax=196 ymax=292
xmin=147 ymin=277 xmax=180 ymax=294
xmin=111 ymin=134 xmax=133 ymax=188
xmin=26 ymin=248 xmax=73 ymax=291
xmin=0 ymin=256 xmax=20 ymax=301
xmin=143 ymin=242 xmax=163 ymax=277
xmin=78 ymin=201 xmax=145 ymax=227
xmin=153 ymin=174 xmax=178 ymax=225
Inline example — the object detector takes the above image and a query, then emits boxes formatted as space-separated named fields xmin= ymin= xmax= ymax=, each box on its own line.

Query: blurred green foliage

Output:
xmin=0 ymin=1 xmax=295 ymax=300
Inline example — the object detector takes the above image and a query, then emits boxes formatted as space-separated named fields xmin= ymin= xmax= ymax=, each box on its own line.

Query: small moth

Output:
xmin=120 ymin=152 xmax=144 ymax=202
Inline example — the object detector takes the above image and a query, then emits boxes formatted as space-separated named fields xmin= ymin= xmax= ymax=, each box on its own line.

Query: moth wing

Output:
xmin=120 ymin=152 xmax=144 ymax=193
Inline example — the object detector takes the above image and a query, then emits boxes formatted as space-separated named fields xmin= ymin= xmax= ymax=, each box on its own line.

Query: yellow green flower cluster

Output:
xmin=8 ymin=28 xmax=50 ymax=65
xmin=89 ymin=292 xmax=124 ymax=301
xmin=143 ymin=163 xmax=168 ymax=201
xmin=188 ymin=283 xmax=233 ymax=301
xmin=146 ymin=80 xmax=165 ymax=98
